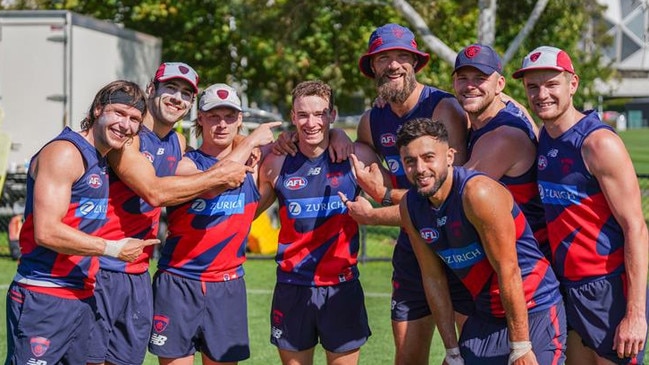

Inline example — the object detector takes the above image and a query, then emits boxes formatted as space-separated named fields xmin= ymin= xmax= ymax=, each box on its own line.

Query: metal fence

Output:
xmin=2 ymin=173 xmax=649 ymax=262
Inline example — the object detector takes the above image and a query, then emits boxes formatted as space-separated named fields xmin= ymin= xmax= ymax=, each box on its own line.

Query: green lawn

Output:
xmin=619 ymin=128 xmax=649 ymax=175
xmin=0 ymin=249 xmax=446 ymax=364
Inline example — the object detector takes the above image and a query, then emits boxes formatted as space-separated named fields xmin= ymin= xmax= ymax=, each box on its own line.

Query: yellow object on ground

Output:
xmin=248 ymin=210 xmax=279 ymax=255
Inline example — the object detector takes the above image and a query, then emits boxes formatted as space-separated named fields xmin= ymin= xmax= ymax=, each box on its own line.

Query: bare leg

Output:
xmin=326 ymin=348 xmax=360 ymax=365
xmin=278 ymin=347 xmax=316 ymax=365
xmin=565 ymin=330 xmax=597 ymax=365
xmin=158 ymin=355 xmax=195 ymax=365
xmin=392 ymin=315 xmax=435 ymax=365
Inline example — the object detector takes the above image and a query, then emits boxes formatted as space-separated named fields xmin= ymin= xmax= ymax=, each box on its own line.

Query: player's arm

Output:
xmin=433 ymin=97 xmax=469 ymax=165
xmin=224 ymin=121 xmax=282 ymax=166
xmin=255 ymin=153 xmax=283 ymax=218
xmin=341 ymin=142 xmax=401 ymax=226
xmin=400 ymin=196 xmax=461 ymax=357
xmin=107 ymin=135 xmax=252 ymax=207
xmin=463 ymin=127 xmax=536 ymax=180
xmin=583 ymin=129 xmax=648 ymax=359
xmin=463 ymin=175 xmax=536 ymax=363
xmin=32 ymin=142 xmax=157 ymax=261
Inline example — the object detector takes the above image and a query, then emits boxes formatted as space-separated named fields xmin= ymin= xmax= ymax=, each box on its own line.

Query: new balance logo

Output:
xmin=150 ymin=333 xmax=168 ymax=346
xmin=27 ymin=360 xmax=47 ymax=365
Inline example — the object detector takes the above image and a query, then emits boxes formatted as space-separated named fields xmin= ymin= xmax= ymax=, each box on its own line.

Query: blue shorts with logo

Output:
xmin=270 ymin=280 xmax=371 ymax=353
xmin=564 ymin=274 xmax=648 ymax=364
xmin=148 ymin=271 xmax=250 ymax=362
xmin=391 ymin=242 xmax=475 ymax=321
xmin=460 ymin=301 xmax=566 ymax=364
xmin=87 ymin=269 xmax=152 ymax=365
xmin=5 ymin=283 xmax=96 ymax=364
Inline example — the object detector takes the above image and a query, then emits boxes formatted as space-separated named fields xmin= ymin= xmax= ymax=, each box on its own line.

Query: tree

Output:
xmin=1 ymin=0 xmax=613 ymax=116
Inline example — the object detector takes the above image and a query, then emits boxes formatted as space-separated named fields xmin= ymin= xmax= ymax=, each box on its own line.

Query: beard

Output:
xmin=415 ymin=169 xmax=448 ymax=198
xmin=376 ymin=69 xmax=417 ymax=105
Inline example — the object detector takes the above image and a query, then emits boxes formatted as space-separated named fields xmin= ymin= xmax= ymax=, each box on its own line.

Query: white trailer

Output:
xmin=0 ymin=10 xmax=162 ymax=168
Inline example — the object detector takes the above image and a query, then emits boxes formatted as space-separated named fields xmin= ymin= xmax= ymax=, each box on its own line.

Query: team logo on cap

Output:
xmin=464 ymin=45 xmax=481 ymax=58
xmin=392 ymin=27 xmax=405 ymax=38
xmin=178 ymin=64 xmax=191 ymax=74
xmin=217 ymin=89 xmax=230 ymax=100
xmin=30 ymin=336 xmax=50 ymax=357
xmin=530 ymin=52 xmax=542 ymax=62
xmin=153 ymin=315 xmax=170 ymax=333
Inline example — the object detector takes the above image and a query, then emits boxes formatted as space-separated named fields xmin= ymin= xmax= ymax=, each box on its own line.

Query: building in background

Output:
xmin=597 ymin=0 xmax=649 ymax=128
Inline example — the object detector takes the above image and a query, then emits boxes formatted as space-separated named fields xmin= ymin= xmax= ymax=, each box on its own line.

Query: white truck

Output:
xmin=0 ymin=10 xmax=161 ymax=228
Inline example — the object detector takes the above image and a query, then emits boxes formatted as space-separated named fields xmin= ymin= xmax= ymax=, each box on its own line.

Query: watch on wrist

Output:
xmin=381 ymin=188 xmax=393 ymax=206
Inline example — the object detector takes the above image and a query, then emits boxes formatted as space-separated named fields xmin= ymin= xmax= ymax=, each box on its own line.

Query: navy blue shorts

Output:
xmin=5 ymin=283 xmax=96 ymax=364
xmin=391 ymin=243 xmax=474 ymax=321
xmin=148 ymin=271 xmax=250 ymax=362
xmin=564 ymin=275 xmax=648 ymax=364
xmin=87 ymin=269 xmax=152 ymax=365
xmin=460 ymin=301 xmax=566 ymax=364
xmin=270 ymin=280 xmax=371 ymax=352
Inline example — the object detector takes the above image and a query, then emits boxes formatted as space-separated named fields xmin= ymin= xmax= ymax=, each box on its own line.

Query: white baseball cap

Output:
xmin=198 ymin=83 xmax=242 ymax=112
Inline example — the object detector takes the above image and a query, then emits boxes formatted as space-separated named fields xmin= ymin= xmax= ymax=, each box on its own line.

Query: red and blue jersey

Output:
xmin=467 ymin=101 xmax=548 ymax=256
xmin=370 ymin=86 xmax=454 ymax=292
xmin=537 ymin=111 xmax=624 ymax=282
xmin=275 ymin=152 xmax=361 ymax=286
xmin=16 ymin=127 xmax=109 ymax=298
xmin=157 ymin=150 xmax=259 ymax=282
xmin=97 ymin=126 xmax=182 ymax=274
xmin=406 ymin=167 xmax=561 ymax=317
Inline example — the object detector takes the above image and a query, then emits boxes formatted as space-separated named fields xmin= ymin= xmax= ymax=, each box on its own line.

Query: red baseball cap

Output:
xmin=512 ymin=46 xmax=575 ymax=79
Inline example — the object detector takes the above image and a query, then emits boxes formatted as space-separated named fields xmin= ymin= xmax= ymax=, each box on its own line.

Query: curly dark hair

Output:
xmin=396 ymin=118 xmax=449 ymax=149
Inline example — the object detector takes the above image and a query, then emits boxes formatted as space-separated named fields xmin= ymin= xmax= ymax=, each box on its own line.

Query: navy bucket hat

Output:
xmin=358 ymin=23 xmax=430 ymax=79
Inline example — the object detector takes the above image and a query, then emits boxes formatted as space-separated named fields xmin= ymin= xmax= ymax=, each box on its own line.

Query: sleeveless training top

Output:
xmin=406 ymin=167 xmax=561 ymax=317
xmin=157 ymin=149 xmax=259 ymax=282
xmin=537 ymin=110 xmax=625 ymax=282
xmin=274 ymin=151 xmax=361 ymax=286
xmin=16 ymin=127 xmax=109 ymax=298
xmin=97 ymin=126 xmax=182 ymax=274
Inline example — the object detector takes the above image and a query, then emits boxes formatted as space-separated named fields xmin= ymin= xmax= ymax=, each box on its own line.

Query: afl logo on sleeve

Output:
xmin=142 ymin=151 xmax=155 ymax=163
xmin=284 ymin=176 xmax=308 ymax=190
xmin=538 ymin=155 xmax=548 ymax=171
xmin=380 ymin=133 xmax=396 ymax=147
xmin=87 ymin=174 xmax=103 ymax=188
xmin=419 ymin=227 xmax=439 ymax=243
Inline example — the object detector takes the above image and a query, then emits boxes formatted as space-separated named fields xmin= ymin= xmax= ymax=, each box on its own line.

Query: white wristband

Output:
xmin=445 ymin=347 xmax=464 ymax=365
xmin=508 ymin=341 xmax=532 ymax=365
xmin=103 ymin=238 xmax=128 ymax=258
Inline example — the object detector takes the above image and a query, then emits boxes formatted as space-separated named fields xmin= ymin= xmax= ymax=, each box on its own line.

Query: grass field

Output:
xmin=0 ymin=248 xmax=448 ymax=364
xmin=1 ymin=127 xmax=648 ymax=362
xmin=619 ymin=128 xmax=649 ymax=175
